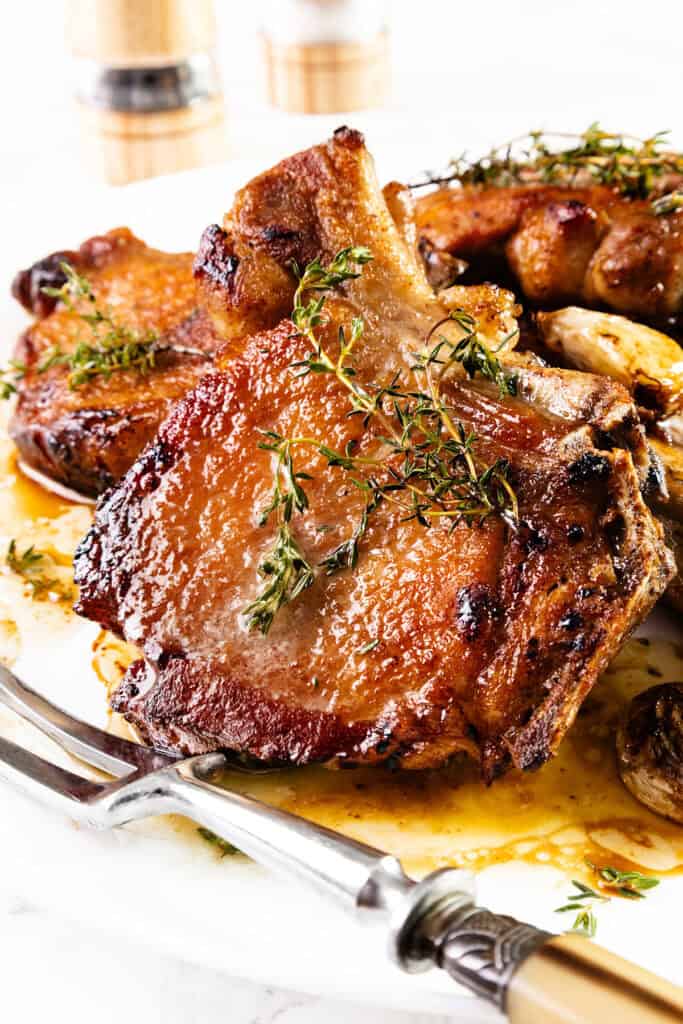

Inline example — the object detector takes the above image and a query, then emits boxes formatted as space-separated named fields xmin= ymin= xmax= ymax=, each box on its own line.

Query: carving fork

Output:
xmin=0 ymin=663 xmax=680 ymax=1023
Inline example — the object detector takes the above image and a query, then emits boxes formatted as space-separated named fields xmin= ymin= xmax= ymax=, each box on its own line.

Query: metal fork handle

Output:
xmin=3 ymin=741 xmax=682 ymax=1020
xmin=102 ymin=753 xmax=418 ymax=917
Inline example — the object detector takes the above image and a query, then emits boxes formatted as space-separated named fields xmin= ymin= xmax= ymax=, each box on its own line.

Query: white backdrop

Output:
xmin=0 ymin=0 xmax=681 ymax=188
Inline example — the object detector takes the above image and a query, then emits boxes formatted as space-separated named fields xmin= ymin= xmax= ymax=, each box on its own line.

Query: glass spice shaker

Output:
xmin=261 ymin=0 xmax=390 ymax=114
xmin=66 ymin=0 xmax=228 ymax=185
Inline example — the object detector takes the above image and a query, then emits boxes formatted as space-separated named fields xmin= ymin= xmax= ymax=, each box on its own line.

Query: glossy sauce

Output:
xmin=2 ymin=416 xmax=682 ymax=881
xmin=92 ymin=627 xmax=683 ymax=879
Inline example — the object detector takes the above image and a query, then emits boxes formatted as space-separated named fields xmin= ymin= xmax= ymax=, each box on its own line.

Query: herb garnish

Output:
xmin=555 ymin=861 xmax=660 ymax=937
xmin=38 ymin=262 xmax=159 ymax=390
xmin=2 ymin=263 xmax=209 ymax=399
xmin=0 ymin=360 xmax=27 ymax=400
xmin=416 ymin=308 xmax=518 ymax=399
xmin=555 ymin=880 xmax=609 ymax=938
xmin=243 ymin=524 xmax=315 ymax=636
xmin=5 ymin=540 xmax=73 ymax=601
xmin=243 ymin=248 xmax=519 ymax=634
xmin=242 ymin=432 xmax=315 ymax=635
xmin=413 ymin=124 xmax=683 ymax=200
xmin=652 ymin=189 xmax=683 ymax=216
xmin=197 ymin=826 xmax=241 ymax=857
xmin=585 ymin=861 xmax=660 ymax=900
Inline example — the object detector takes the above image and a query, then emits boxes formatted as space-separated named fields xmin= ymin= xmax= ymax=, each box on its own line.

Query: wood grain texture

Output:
xmin=508 ymin=933 xmax=683 ymax=1024
xmin=66 ymin=0 xmax=216 ymax=65
xmin=75 ymin=99 xmax=228 ymax=185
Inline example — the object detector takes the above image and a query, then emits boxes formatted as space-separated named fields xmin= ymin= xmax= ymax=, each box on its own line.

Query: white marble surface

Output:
xmin=0 ymin=896 xmax=451 ymax=1024
xmin=1 ymin=2 xmax=682 ymax=1022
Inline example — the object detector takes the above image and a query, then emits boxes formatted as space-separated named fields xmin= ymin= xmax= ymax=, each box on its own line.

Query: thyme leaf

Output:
xmin=585 ymin=860 xmax=660 ymax=900
xmin=319 ymin=498 xmax=378 ymax=575
xmin=568 ymin=907 xmax=598 ymax=939
xmin=243 ymin=524 xmax=314 ymax=635
xmin=5 ymin=539 xmax=73 ymax=601
xmin=652 ymin=189 xmax=683 ymax=216
xmin=256 ymin=432 xmax=311 ymax=526
xmin=555 ymin=862 xmax=660 ymax=937
xmin=0 ymin=360 xmax=27 ymax=401
xmin=197 ymin=827 xmax=241 ymax=857
xmin=555 ymin=879 xmax=609 ymax=938
xmin=415 ymin=309 xmax=518 ymax=398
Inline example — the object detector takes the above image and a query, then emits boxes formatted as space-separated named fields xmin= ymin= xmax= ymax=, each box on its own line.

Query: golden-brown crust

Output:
xmin=74 ymin=318 xmax=673 ymax=777
xmin=416 ymin=184 xmax=683 ymax=319
xmin=9 ymin=229 xmax=222 ymax=496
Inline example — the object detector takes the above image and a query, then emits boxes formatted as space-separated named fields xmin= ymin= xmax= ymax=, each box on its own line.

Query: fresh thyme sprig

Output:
xmin=652 ymin=188 xmax=683 ymax=216
xmin=5 ymin=540 xmax=73 ymax=602
xmin=243 ymin=432 xmax=316 ymax=635
xmin=243 ymin=247 xmax=519 ymax=634
xmin=413 ymin=124 xmax=683 ymax=199
xmin=415 ymin=309 xmax=518 ymax=399
xmin=243 ymin=524 xmax=314 ymax=635
xmin=0 ymin=360 xmax=27 ymax=400
xmin=256 ymin=431 xmax=312 ymax=526
xmin=555 ymin=880 xmax=609 ymax=938
xmin=555 ymin=861 xmax=660 ymax=937
xmin=319 ymin=497 xmax=378 ymax=575
xmin=39 ymin=261 xmax=159 ymax=390
xmin=291 ymin=245 xmax=374 ymax=334
xmin=585 ymin=861 xmax=660 ymax=900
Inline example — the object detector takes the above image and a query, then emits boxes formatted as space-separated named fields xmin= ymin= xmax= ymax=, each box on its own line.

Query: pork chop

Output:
xmin=9 ymin=229 xmax=221 ymax=497
xmin=74 ymin=130 xmax=674 ymax=779
xmin=416 ymin=183 xmax=683 ymax=321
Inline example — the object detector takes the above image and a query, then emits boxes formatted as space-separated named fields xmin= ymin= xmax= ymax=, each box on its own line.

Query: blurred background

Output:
xmin=0 ymin=0 xmax=680 ymax=189
xmin=1 ymin=0 xmax=679 ymax=293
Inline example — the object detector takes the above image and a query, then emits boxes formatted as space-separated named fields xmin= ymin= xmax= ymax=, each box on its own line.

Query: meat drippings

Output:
xmin=92 ymin=627 xmax=683 ymax=879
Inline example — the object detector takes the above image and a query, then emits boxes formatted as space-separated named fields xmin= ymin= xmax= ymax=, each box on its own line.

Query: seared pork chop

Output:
xmin=74 ymin=130 xmax=674 ymax=779
xmin=9 ymin=229 xmax=221 ymax=497
xmin=416 ymin=184 xmax=683 ymax=321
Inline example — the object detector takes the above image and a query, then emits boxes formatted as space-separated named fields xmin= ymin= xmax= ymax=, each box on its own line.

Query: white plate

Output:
xmin=0 ymin=143 xmax=681 ymax=1019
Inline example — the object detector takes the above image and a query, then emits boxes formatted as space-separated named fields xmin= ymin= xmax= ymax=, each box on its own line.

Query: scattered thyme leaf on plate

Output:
xmin=555 ymin=863 xmax=659 ymax=937
xmin=197 ymin=826 xmax=241 ymax=857
xmin=555 ymin=879 xmax=609 ymax=937
xmin=585 ymin=860 xmax=660 ymax=900
xmin=5 ymin=539 xmax=73 ymax=602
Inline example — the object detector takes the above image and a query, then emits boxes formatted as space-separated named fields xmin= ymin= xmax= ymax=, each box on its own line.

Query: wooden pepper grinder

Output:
xmin=66 ymin=0 xmax=228 ymax=185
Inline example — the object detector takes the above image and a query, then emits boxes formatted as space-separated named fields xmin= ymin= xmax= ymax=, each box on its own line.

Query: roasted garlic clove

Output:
xmin=537 ymin=307 xmax=683 ymax=417
xmin=617 ymin=683 xmax=683 ymax=823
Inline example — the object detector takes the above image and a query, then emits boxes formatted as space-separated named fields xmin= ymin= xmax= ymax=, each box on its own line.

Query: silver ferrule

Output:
xmin=428 ymin=904 xmax=550 ymax=1010
xmin=73 ymin=53 xmax=221 ymax=113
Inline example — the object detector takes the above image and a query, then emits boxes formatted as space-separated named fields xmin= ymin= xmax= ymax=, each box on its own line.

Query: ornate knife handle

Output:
xmin=409 ymin=895 xmax=683 ymax=1023
xmin=435 ymin=905 xmax=549 ymax=1008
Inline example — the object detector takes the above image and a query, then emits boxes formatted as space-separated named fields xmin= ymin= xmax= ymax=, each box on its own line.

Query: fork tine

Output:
xmin=0 ymin=664 xmax=176 ymax=777
xmin=0 ymin=732 xmax=103 ymax=817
